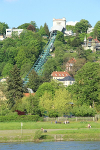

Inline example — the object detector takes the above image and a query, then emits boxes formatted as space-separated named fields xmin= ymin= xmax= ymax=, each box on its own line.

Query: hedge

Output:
xmin=0 ymin=115 xmax=40 ymax=122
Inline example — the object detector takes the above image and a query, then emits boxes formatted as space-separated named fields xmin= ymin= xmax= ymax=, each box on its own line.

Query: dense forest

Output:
xmin=0 ymin=19 xmax=100 ymax=118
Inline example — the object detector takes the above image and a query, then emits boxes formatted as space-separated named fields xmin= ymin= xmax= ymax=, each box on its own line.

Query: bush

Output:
xmin=0 ymin=115 xmax=40 ymax=122
xmin=34 ymin=130 xmax=42 ymax=141
xmin=72 ymin=105 xmax=97 ymax=117
xmin=48 ymin=110 xmax=58 ymax=118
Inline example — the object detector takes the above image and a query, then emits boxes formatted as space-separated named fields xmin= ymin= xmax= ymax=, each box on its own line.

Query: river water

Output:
xmin=0 ymin=141 xmax=100 ymax=150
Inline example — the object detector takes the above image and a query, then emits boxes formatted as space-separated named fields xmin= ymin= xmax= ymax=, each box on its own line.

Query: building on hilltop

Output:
xmin=50 ymin=18 xmax=76 ymax=36
xmin=6 ymin=29 xmax=23 ymax=38
xmin=50 ymin=18 xmax=66 ymax=35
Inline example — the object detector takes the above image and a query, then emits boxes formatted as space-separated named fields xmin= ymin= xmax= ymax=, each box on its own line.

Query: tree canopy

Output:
xmin=0 ymin=22 xmax=9 ymax=34
xmin=68 ymin=62 xmax=100 ymax=107
xmin=75 ymin=19 xmax=91 ymax=33
xmin=93 ymin=21 xmax=100 ymax=41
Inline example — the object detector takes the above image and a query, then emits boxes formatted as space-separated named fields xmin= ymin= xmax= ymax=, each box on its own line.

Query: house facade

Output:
xmin=51 ymin=71 xmax=75 ymax=87
xmin=6 ymin=29 xmax=23 ymax=38
xmin=50 ymin=18 xmax=66 ymax=35
xmin=57 ymin=76 xmax=75 ymax=87
xmin=83 ymin=36 xmax=100 ymax=52
xmin=53 ymin=18 xmax=66 ymax=28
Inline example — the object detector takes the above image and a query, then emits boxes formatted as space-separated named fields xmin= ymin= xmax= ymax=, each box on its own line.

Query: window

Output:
xmin=89 ymin=39 xmax=92 ymax=42
xmin=57 ymin=22 xmax=61 ymax=25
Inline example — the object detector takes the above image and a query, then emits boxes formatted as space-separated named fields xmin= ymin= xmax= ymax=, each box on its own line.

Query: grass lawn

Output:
xmin=0 ymin=121 xmax=100 ymax=142
xmin=0 ymin=121 xmax=100 ymax=130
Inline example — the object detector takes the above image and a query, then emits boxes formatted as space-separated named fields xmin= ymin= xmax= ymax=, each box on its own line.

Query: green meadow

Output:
xmin=0 ymin=121 xmax=100 ymax=130
xmin=0 ymin=121 xmax=100 ymax=142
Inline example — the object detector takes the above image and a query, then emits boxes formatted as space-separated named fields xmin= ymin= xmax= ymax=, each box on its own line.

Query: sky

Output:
xmin=0 ymin=0 xmax=100 ymax=30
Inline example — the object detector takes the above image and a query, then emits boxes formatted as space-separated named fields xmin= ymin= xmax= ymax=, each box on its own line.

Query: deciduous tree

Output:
xmin=75 ymin=19 xmax=91 ymax=33
xmin=69 ymin=62 xmax=100 ymax=107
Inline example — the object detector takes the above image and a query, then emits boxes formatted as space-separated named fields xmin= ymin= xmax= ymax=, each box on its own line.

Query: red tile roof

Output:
xmin=94 ymin=38 xmax=100 ymax=43
xmin=51 ymin=71 xmax=70 ymax=77
xmin=23 ymin=93 xmax=35 ymax=97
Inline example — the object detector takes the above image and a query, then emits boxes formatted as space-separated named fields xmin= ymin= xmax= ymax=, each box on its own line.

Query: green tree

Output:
xmin=27 ymin=70 xmax=43 ymax=92
xmin=38 ymin=25 xmax=46 ymax=36
xmin=56 ymin=31 xmax=64 ymax=43
xmin=66 ymin=25 xmax=75 ymax=32
xmin=2 ymin=63 xmax=13 ymax=77
xmin=0 ymin=62 xmax=6 ymax=76
xmin=6 ymin=65 xmax=24 ymax=109
xmin=20 ymin=63 xmax=31 ymax=78
xmin=75 ymin=19 xmax=91 ymax=33
xmin=39 ymin=88 xmax=73 ymax=116
xmin=76 ymin=46 xmax=85 ymax=58
xmin=14 ymin=95 xmax=41 ymax=115
xmin=6 ymin=47 xmax=18 ymax=65
xmin=42 ymin=58 xmax=58 ymax=80
xmin=71 ymin=37 xmax=82 ymax=47
xmin=69 ymin=62 xmax=100 ymax=107
xmin=17 ymin=23 xmax=30 ymax=29
xmin=93 ymin=21 xmax=100 ymax=41
xmin=36 ymin=82 xmax=55 ymax=98
xmin=0 ymin=22 xmax=9 ymax=34
xmin=44 ymin=23 xmax=49 ymax=37
xmin=39 ymin=92 xmax=53 ymax=115
xmin=30 ymin=21 xmax=39 ymax=32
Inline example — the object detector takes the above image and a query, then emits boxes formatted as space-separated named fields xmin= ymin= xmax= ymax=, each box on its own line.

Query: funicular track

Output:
xmin=23 ymin=33 xmax=56 ymax=85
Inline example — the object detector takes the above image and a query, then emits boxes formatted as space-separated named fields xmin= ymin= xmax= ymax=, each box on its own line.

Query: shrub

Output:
xmin=48 ymin=110 xmax=58 ymax=117
xmin=72 ymin=105 xmax=97 ymax=117
xmin=0 ymin=115 xmax=40 ymax=122
xmin=34 ymin=130 xmax=42 ymax=140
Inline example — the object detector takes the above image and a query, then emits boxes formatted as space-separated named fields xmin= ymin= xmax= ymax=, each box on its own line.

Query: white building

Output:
xmin=51 ymin=71 xmax=75 ymax=87
xmin=53 ymin=18 xmax=66 ymax=28
xmin=50 ymin=18 xmax=77 ymax=36
xmin=50 ymin=18 xmax=66 ymax=34
xmin=6 ymin=29 xmax=23 ymax=38
xmin=57 ymin=76 xmax=75 ymax=87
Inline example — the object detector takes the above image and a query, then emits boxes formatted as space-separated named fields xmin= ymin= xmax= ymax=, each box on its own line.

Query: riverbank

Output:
xmin=0 ymin=121 xmax=100 ymax=142
xmin=0 ymin=128 xmax=100 ymax=143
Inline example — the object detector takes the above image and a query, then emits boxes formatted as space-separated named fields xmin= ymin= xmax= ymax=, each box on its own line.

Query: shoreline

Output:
xmin=0 ymin=130 xmax=100 ymax=143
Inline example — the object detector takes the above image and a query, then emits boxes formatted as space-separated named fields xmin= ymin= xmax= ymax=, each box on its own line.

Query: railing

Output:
xmin=23 ymin=33 xmax=56 ymax=85
xmin=43 ymin=116 xmax=97 ymax=122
